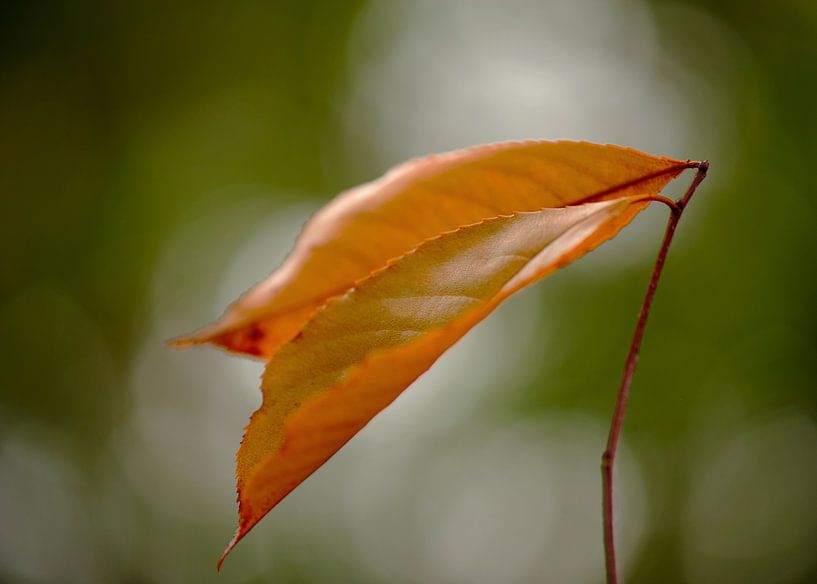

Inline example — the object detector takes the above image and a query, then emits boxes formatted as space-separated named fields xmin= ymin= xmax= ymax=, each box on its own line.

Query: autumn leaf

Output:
xmin=172 ymin=140 xmax=702 ymax=568
xmin=172 ymin=141 xmax=693 ymax=358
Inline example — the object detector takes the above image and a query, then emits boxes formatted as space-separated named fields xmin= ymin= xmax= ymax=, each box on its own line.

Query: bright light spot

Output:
xmin=345 ymin=0 xmax=687 ymax=167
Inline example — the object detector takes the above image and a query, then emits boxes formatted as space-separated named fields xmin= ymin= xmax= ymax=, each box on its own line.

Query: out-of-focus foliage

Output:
xmin=0 ymin=1 xmax=815 ymax=583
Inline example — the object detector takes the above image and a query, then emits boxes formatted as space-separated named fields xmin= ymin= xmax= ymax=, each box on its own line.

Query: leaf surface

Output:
xmin=219 ymin=194 xmax=656 ymax=566
xmin=173 ymin=141 xmax=692 ymax=358
xmin=169 ymin=140 xmax=702 ymax=566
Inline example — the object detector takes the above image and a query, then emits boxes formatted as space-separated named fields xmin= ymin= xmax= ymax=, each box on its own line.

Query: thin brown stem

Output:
xmin=602 ymin=161 xmax=709 ymax=584
xmin=641 ymin=194 xmax=680 ymax=212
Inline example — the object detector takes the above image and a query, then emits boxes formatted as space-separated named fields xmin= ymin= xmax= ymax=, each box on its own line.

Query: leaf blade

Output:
xmin=175 ymin=141 xmax=691 ymax=358
xmin=221 ymin=195 xmax=652 ymax=564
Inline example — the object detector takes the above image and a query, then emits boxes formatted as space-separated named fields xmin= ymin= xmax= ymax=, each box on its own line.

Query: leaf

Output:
xmin=172 ymin=141 xmax=693 ymax=358
xmin=171 ymin=140 xmax=700 ymax=567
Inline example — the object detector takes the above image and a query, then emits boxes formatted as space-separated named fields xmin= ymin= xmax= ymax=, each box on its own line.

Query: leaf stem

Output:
xmin=641 ymin=194 xmax=679 ymax=212
xmin=601 ymin=161 xmax=709 ymax=584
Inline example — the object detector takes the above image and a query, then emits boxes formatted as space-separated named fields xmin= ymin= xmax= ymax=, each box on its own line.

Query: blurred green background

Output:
xmin=2 ymin=1 xmax=816 ymax=583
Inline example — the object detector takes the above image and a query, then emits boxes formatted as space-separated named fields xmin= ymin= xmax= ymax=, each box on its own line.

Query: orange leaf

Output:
xmin=220 ymin=195 xmax=671 ymax=566
xmin=172 ymin=141 xmax=692 ymax=358
xmin=171 ymin=140 xmax=701 ymax=567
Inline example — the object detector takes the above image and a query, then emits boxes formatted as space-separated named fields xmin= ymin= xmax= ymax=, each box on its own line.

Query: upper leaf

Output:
xmin=173 ymin=141 xmax=692 ymax=358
